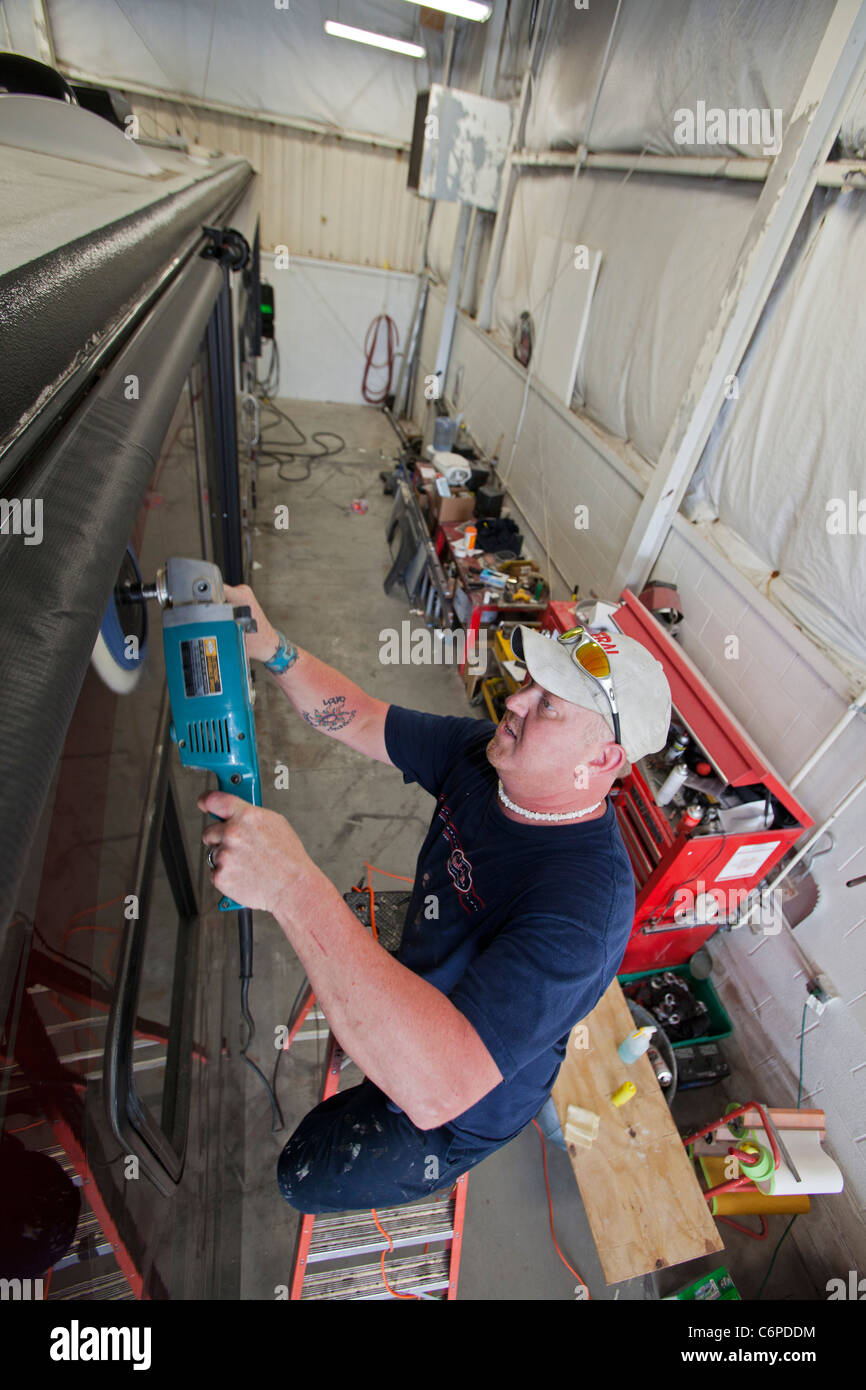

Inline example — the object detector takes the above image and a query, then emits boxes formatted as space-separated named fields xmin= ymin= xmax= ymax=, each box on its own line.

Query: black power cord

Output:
xmin=270 ymin=974 xmax=312 ymax=1104
xmin=17 ymin=913 xmax=114 ymax=996
xmin=256 ymin=338 xmax=280 ymax=398
xmin=239 ymin=977 xmax=284 ymax=1132
xmin=255 ymin=400 xmax=346 ymax=482
xmin=237 ymin=907 xmax=284 ymax=1132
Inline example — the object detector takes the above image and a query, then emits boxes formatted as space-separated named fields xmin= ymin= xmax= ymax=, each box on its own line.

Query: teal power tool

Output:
xmin=125 ymin=557 xmax=283 ymax=1129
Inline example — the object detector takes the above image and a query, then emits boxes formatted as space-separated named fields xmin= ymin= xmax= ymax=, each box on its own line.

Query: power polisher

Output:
xmin=124 ymin=557 xmax=283 ymax=1129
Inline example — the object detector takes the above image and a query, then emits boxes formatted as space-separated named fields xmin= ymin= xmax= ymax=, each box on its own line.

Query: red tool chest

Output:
xmin=545 ymin=591 xmax=813 ymax=972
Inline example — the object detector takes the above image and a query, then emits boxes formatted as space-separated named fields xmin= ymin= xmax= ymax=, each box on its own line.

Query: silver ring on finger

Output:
xmin=208 ymin=847 xmax=218 ymax=871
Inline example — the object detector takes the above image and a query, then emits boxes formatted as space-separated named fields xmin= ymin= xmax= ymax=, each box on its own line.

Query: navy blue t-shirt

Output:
xmin=384 ymin=704 xmax=636 ymax=1144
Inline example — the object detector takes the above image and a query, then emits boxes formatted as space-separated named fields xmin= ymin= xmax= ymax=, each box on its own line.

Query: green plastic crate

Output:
xmin=617 ymin=964 xmax=733 ymax=1049
xmin=664 ymin=1266 xmax=741 ymax=1301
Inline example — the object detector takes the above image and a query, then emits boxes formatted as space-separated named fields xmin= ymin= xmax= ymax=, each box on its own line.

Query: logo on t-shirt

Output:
xmin=438 ymin=798 xmax=484 ymax=913
xmin=448 ymin=848 xmax=473 ymax=893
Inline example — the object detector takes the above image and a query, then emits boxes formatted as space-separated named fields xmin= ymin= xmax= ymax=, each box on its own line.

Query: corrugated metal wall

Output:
xmin=133 ymin=97 xmax=428 ymax=271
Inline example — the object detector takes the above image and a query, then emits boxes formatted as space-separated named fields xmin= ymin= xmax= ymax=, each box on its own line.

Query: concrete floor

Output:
xmin=233 ymin=399 xmax=817 ymax=1302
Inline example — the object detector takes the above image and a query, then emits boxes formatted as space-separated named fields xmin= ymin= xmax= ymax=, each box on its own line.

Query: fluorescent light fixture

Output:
xmin=398 ymin=0 xmax=492 ymax=20
xmin=323 ymin=21 xmax=426 ymax=58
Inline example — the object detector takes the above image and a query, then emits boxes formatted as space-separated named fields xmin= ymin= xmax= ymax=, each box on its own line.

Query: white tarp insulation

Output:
xmin=461 ymin=209 xmax=494 ymax=316
xmin=527 ymin=0 xmax=866 ymax=159
xmin=1 ymin=0 xmax=44 ymax=58
xmin=426 ymin=200 xmax=494 ymax=317
xmin=684 ymin=186 xmax=866 ymax=673
xmin=48 ymin=0 xmax=434 ymax=142
xmin=45 ymin=0 xmax=504 ymax=145
xmin=491 ymin=163 xmax=866 ymax=673
xmin=492 ymin=169 xmax=759 ymax=462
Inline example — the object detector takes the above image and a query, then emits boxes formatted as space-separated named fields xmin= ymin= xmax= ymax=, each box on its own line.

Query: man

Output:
xmin=199 ymin=586 xmax=671 ymax=1213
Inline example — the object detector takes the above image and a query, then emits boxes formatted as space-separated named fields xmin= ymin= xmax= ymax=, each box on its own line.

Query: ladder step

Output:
xmin=64 ymin=1208 xmax=105 ymax=1243
xmin=308 ymin=1202 xmax=455 ymax=1260
xmin=51 ymin=1241 xmax=114 ymax=1272
xmin=307 ymin=1193 xmax=452 ymax=1238
xmin=300 ymin=1249 xmax=451 ymax=1300
xmin=48 ymin=1268 xmax=137 ymax=1300
xmin=36 ymin=1145 xmax=131 ymax=1295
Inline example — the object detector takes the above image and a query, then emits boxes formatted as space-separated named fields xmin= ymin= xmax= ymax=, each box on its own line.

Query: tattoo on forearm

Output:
xmin=302 ymin=695 xmax=357 ymax=731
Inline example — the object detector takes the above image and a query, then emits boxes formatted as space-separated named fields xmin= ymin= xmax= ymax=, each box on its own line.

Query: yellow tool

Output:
xmin=611 ymin=1081 xmax=636 ymax=1107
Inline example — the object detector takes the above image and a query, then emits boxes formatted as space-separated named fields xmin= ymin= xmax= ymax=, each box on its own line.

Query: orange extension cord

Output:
xmin=531 ymin=1118 xmax=590 ymax=1297
xmin=370 ymin=1207 xmax=421 ymax=1300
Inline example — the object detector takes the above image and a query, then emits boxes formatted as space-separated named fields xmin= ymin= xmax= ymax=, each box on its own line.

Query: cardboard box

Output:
xmin=432 ymin=488 xmax=475 ymax=526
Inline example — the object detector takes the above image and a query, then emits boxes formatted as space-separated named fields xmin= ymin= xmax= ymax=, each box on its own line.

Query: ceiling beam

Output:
xmin=55 ymin=63 xmax=410 ymax=152
xmin=511 ymin=148 xmax=866 ymax=189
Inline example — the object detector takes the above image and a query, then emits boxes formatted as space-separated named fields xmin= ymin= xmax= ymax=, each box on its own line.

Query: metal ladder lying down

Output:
xmin=383 ymin=479 xmax=455 ymax=626
xmin=287 ymin=998 xmax=468 ymax=1301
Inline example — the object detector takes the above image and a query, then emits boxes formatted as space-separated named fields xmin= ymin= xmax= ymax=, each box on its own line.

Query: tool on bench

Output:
xmin=478 ymin=566 xmax=509 ymax=589
xmin=684 ymin=1101 xmax=843 ymax=1237
xmin=121 ymin=557 xmax=284 ymax=1129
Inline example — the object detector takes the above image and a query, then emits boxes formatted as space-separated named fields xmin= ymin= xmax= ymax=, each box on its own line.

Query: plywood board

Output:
xmin=552 ymin=979 xmax=724 ymax=1284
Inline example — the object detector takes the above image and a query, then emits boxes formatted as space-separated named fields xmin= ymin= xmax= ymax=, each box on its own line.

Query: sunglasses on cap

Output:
xmin=558 ymin=626 xmax=622 ymax=747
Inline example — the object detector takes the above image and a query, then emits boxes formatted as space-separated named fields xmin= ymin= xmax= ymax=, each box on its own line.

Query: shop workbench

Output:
xmin=552 ymin=978 xmax=724 ymax=1284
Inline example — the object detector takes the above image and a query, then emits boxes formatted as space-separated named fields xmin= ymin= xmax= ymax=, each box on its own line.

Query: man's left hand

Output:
xmin=198 ymin=791 xmax=313 ymax=917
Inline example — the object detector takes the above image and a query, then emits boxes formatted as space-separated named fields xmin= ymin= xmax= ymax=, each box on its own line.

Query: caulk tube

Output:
xmin=656 ymin=761 xmax=688 ymax=805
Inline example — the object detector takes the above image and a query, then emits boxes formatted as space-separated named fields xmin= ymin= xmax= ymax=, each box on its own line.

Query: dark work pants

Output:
xmin=277 ymin=1079 xmax=508 ymax=1214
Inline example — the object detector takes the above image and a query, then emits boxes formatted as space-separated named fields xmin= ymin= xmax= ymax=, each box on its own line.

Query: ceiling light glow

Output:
xmin=398 ymin=0 xmax=492 ymax=21
xmin=324 ymin=21 xmax=426 ymax=58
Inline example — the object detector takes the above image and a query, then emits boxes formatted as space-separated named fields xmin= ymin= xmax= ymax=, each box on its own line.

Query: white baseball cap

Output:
xmin=510 ymin=624 xmax=672 ymax=764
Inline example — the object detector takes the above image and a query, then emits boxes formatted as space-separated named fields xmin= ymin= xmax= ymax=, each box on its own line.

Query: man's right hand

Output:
xmin=224 ymin=583 xmax=281 ymax=664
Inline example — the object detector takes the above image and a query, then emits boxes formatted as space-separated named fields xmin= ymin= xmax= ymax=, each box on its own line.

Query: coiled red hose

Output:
xmin=362 ymin=314 xmax=399 ymax=405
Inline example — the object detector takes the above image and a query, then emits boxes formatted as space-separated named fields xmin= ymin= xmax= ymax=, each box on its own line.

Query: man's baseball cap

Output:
xmin=511 ymin=624 xmax=671 ymax=764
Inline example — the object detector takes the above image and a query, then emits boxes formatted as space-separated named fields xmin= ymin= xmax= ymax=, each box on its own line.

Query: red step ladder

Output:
xmin=286 ymin=987 xmax=468 ymax=1301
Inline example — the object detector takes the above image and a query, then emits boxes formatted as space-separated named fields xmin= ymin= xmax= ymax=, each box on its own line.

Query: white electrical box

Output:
xmin=408 ymin=85 xmax=512 ymax=211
